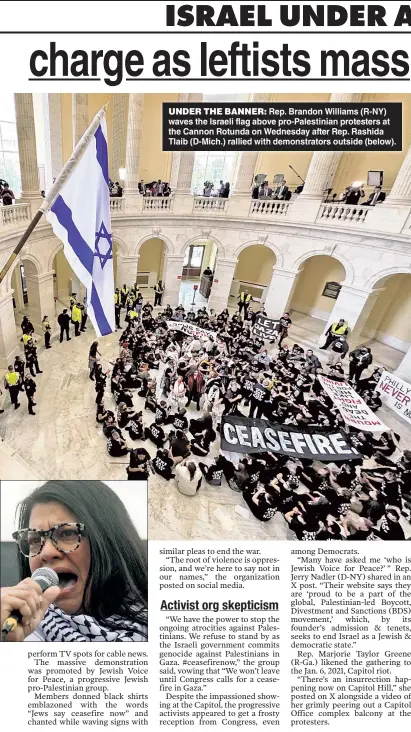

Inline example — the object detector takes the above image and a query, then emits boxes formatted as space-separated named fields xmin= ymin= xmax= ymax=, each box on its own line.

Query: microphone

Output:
xmin=2 ymin=567 xmax=59 ymax=637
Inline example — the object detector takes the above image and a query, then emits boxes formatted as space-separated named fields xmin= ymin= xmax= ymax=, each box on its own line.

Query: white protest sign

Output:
xmin=377 ymin=370 xmax=411 ymax=425
xmin=319 ymin=375 xmax=387 ymax=432
xmin=166 ymin=320 xmax=217 ymax=341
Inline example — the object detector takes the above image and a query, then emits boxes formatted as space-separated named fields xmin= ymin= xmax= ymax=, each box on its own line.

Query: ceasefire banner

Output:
xmin=319 ymin=376 xmax=387 ymax=432
xmin=377 ymin=370 xmax=411 ymax=425
xmin=166 ymin=320 xmax=217 ymax=341
xmin=253 ymin=314 xmax=280 ymax=341
xmin=221 ymin=415 xmax=360 ymax=461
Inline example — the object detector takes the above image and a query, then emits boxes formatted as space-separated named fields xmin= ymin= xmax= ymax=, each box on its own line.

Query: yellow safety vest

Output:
xmin=331 ymin=322 xmax=347 ymax=336
xmin=114 ymin=292 xmax=120 ymax=305
xmin=240 ymin=293 xmax=251 ymax=303
xmin=121 ymin=287 xmax=129 ymax=296
xmin=128 ymin=310 xmax=139 ymax=320
xmin=72 ymin=306 xmax=81 ymax=323
xmin=22 ymin=333 xmax=32 ymax=345
xmin=5 ymin=371 xmax=19 ymax=386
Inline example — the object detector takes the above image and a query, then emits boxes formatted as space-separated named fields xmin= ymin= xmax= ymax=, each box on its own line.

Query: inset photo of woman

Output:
xmin=0 ymin=480 xmax=147 ymax=642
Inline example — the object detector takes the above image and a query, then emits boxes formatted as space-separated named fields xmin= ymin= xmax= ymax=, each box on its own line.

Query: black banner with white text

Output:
xmin=221 ymin=415 xmax=359 ymax=461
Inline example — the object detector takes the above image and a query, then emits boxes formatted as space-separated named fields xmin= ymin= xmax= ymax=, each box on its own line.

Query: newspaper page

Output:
xmin=0 ymin=2 xmax=411 ymax=731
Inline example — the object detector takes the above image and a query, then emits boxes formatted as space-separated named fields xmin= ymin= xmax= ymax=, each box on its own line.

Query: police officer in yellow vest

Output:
xmin=320 ymin=318 xmax=349 ymax=351
xmin=114 ymin=289 xmax=122 ymax=330
xmin=126 ymin=309 xmax=139 ymax=323
xmin=238 ymin=290 xmax=252 ymax=319
xmin=4 ymin=365 xmax=21 ymax=410
xmin=121 ymin=284 xmax=129 ymax=307
xmin=71 ymin=302 xmax=82 ymax=337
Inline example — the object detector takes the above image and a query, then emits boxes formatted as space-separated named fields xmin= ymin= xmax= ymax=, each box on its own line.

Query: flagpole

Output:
xmin=0 ymin=104 xmax=108 ymax=286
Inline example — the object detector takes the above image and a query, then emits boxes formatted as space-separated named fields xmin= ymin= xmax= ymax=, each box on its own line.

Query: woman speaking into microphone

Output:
xmin=1 ymin=481 xmax=148 ymax=642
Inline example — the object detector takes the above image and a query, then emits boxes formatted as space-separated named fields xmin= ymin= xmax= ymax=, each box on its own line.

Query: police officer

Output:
xmin=320 ymin=318 xmax=349 ymax=350
xmin=42 ymin=315 xmax=52 ymax=348
xmin=23 ymin=374 xmax=37 ymax=415
xmin=4 ymin=365 xmax=21 ymax=410
xmin=80 ymin=298 xmax=88 ymax=332
xmin=58 ymin=308 xmax=71 ymax=342
xmin=121 ymin=284 xmax=129 ymax=307
xmin=125 ymin=309 xmax=139 ymax=324
xmin=26 ymin=341 xmax=43 ymax=377
xmin=71 ymin=302 xmax=82 ymax=336
xmin=238 ymin=290 xmax=252 ymax=319
xmin=114 ymin=288 xmax=122 ymax=329
xmin=69 ymin=293 xmax=77 ymax=313
xmin=14 ymin=355 xmax=25 ymax=381
xmin=154 ymin=280 xmax=165 ymax=307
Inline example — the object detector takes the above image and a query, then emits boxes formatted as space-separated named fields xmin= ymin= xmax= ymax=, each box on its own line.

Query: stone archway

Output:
xmin=229 ymin=244 xmax=277 ymax=309
xmin=287 ymin=254 xmax=347 ymax=333
xmin=358 ymin=272 xmax=411 ymax=367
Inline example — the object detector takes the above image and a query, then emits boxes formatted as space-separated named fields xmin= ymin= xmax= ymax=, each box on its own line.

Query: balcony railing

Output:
xmin=249 ymin=200 xmax=290 ymax=217
xmin=193 ymin=196 xmax=228 ymax=213
xmin=0 ymin=202 xmax=31 ymax=228
xmin=142 ymin=197 xmax=173 ymax=212
xmin=109 ymin=197 xmax=125 ymax=213
xmin=318 ymin=203 xmax=370 ymax=225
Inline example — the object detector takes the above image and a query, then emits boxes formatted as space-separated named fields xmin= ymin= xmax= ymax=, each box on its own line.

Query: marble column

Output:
xmin=322 ymin=284 xmax=374 ymax=346
xmin=173 ymin=94 xmax=202 ymax=215
xmin=110 ymin=94 xmax=129 ymax=183
xmin=72 ymin=94 xmax=89 ymax=147
xmin=228 ymin=93 xmax=271 ymax=217
xmin=124 ymin=94 xmax=144 ymax=211
xmin=116 ymin=255 xmax=139 ymax=289
xmin=163 ymin=254 xmax=185 ymax=309
xmin=14 ymin=94 xmax=41 ymax=209
xmin=385 ymin=144 xmax=411 ymax=206
xmin=368 ymin=145 xmax=411 ymax=232
xmin=264 ymin=267 xmax=300 ymax=319
xmin=394 ymin=346 xmax=411 ymax=382
xmin=25 ymin=272 xmax=56 ymax=331
xmin=0 ymin=290 xmax=19 ymax=369
xmin=208 ymin=258 xmax=237 ymax=312
xmin=290 ymin=93 xmax=362 ymax=222
xmin=170 ymin=93 xmax=189 ymax=189
xmin=43 ymin=94 xmax=63 ymax=186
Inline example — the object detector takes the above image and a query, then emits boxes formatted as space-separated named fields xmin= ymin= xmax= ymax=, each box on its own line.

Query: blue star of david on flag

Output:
xmin=46 ymin=114 xmax=116 ymax=337
xmin=94 ymin=221 xmax=113 ymax=269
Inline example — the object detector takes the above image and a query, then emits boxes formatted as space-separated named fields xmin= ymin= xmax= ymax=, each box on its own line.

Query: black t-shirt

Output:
xmin=149 ymin=423 xmax=165 ymax=443
xmin=129 ymin=448 xmax=150 ymax=470
xmin=173 ymin=415 xmax=188 ymax=431
xmin=375 ymin=516 xmax=405 ymax=541
xmin=153 ymin=453 xmax=173 ymax=476
xmin=252 ymin=384 xmax=269 ymax=402
xmin=205 ymin=466 xmax=223 ymax=485
xmin=279 ymin=317 xmax=291 ymax=330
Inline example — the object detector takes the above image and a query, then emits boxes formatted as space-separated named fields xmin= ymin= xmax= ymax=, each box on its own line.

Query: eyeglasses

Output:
xmin=12 ymin=523 xmax=85 ymax=558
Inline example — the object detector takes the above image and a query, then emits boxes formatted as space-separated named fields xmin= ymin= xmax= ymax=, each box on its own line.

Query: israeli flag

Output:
xmin=46 ymin=116 xmax=115 ymax=336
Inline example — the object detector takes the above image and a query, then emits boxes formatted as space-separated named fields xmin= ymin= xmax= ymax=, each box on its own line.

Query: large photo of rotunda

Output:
xmin=0 ymin=92 xmax=410 ymax=542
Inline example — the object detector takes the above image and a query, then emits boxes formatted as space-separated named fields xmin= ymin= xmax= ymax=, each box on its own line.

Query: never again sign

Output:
xmin=221 ymin=415 xmax=360 ymax=461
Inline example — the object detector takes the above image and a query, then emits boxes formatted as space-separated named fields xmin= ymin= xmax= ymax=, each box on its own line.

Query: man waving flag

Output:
xmin=45 ymin=107 xmax=115 ymax=336
xmin=0 ymin=106 xmax=116 ymax=335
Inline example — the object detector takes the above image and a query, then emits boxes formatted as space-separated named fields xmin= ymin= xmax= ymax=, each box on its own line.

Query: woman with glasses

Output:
xmin=1 ymin=481 xmax=147 ymax=642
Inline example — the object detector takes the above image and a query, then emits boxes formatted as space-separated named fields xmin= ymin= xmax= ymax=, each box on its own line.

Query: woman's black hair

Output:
xmin=16 ymin=481 xmax=147 ymax=633
xmin=187 ymin=462 xmax=197 ymax=481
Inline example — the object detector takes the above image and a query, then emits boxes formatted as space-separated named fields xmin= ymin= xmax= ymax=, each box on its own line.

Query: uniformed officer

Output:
xmin=4 ymin=365 xmax=21 ymax=410
xmin=154 ymin=280 xmax=165 ymax=307
xmin=121 ymin=284 xmax=129 ymax=307
xmin=71 ymin=302 xmax=82 ymax=336
xmin=23 ymin=374 xmax=37 ymax=415
xmin=114 ymin=288 xmax=122 ymax=329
